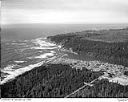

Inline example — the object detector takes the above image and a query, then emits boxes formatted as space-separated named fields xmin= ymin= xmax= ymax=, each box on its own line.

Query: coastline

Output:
xmin=1 ymin=35 xmax=128 ymax=98
xmin=1 ymin=38 xmax=62 ymax=85
xmin=1 ymin=37 xmax=128 ymax=86
xmin=1 ymin=37 xmax=76 ymax=85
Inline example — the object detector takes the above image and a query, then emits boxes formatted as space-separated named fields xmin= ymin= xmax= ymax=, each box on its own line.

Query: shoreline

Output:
xmin=1 ymin=37 xmax=77 ymax=85
xmin=1 ymin=38 xmax=62 ymax=85
xmin=1 ymin=37 xmax=128 ymax=86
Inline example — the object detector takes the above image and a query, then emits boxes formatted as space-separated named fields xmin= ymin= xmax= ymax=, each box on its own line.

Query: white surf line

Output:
xmin=0 ymin=55 xmax=57 ymax=85
xmin=1 ymin=61 xmax=44 ymax=85
xmin=1 ymin=53 xmax=65 ymax=85
xmin=31 ymin=38 xmax=61 ymax=50
xmin=1 ymin=38 xmax=61 ymax=85
xmin=34 ymin=53 xmax=54 ymax=59
xmin=14 ymin=61 xmax=26 ymax=63
xmin=64 ymin=78 xmax=98 ymax=98
xmin=33 ymin=38 xmax=56 ymax=47
xmin=1 ymin=64 xmax=21 ymax=72
xmin=28 ymin=51 xmax=56 ymax=59
xmin=31 ymin=46 xmax=58 ymax=50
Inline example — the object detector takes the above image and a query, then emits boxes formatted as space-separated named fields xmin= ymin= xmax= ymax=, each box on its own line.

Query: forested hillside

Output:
xmin=1 ymin=64 xmax=103 ymax=98
xmin=48 ymin=28 xmax=128 ymax=66
xmin=1 ymin=64 xmax=127 ymax=98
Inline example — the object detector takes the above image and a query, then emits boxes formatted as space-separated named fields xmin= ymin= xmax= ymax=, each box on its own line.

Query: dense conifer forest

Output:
xmin=48 ymin=28 xmax=128 ymax=66
xmin=69 ymin=79 xmax=128 ymax=98
xmin=1 ymin=64 xmax=103 ymax=98
xmin=1 ymin=64 xmax=127 ymax=98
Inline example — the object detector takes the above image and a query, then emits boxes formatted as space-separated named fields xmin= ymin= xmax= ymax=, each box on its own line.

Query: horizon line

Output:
xmin=2 ymin=22 xmax=128 ymax=25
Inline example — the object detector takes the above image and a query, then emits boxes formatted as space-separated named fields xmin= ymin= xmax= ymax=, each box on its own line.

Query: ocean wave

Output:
xmin=32 ymin=38 xmax=56 ymax=47
xmin=1 ymin=37 xmax=62 ymax=85
xmin=28 ymin=51 xmax=56 ymax=59
xmin=1 ymin=61 xmax=45 ymax=85
xmin=1 ymin=64 xmax=21 ymax=76
xmin=31 ymin=46 xmax=58 ymax=49
xmin=1 ymin=64 xmax=21 ymax=72
xmin=14 ymin=61 xmax=26 ymax=63
xmin=30 ymin=38 xmax=60 ymax=50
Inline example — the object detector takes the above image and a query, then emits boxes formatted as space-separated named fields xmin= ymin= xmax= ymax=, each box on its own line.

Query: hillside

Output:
xmin=1 ymin=64 xmax=128 ymax=98
xmin=48 ymin=28 xmax=128 ymax=67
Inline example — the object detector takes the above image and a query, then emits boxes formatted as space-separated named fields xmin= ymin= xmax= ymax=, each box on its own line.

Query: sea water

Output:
xmin=1 ymin=23 xmax=128 ymax=84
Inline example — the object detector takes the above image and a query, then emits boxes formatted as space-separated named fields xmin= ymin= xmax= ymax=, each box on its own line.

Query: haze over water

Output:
xmin=2 ymin=23 xmax=128 ymax=40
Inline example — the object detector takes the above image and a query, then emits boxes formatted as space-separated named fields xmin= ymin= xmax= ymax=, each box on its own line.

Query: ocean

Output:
xmin=1 ymin=23 xmax=128 ymax=84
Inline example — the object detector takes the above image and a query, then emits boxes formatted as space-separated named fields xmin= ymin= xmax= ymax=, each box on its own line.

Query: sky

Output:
xmin=1 ymin=0 xmax=128 ymax=24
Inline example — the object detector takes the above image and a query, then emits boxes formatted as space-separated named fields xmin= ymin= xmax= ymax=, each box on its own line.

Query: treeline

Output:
xmin=69 ymin=79 xmax=128 ymax=98
xmin=48 ymin=29 xmax=128 ymax=66
xmin=1 ymin=64 xmax=103 ymax=98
